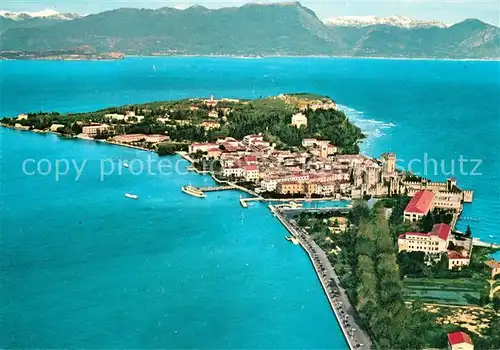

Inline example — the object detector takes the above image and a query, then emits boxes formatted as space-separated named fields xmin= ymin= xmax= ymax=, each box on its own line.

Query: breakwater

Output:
xmin=270 ymin=205 xmax=372 ymax=350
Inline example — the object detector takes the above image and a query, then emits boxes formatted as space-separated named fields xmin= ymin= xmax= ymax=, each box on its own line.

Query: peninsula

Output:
xmin=2 ymin=93 xmax=498 ymax=349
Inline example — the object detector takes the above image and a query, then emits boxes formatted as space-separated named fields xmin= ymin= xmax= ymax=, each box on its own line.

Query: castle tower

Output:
xmin=320 ymin=143 xmax=329 ymax=158
xmin=381 ymin=152 xmax=396 ymax=174
xmin=447 ymin=178 xmax=457 ymax=192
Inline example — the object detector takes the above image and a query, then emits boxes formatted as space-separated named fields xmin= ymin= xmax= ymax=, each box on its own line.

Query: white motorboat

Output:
xmin=125 ymin=193 xmax=138 ymax=199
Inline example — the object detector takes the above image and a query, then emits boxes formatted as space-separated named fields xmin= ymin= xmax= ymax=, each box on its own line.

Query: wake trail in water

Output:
xmin=337 ymin=104 xmax=396 ymax=155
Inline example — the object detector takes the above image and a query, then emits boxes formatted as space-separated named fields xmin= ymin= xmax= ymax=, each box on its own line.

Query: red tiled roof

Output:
xmin=485 ymin=260 xmax=500 ymax=269
xmin=404 ymin=190 xmax=435 ymax=214
xmin=430 ymin=223 xmax=451 ymax=241
xmin=244 ymin=156 xmax=257 ymax=162
xmin=448 ymin=251 xmax=469 ymax=260
xmin=242 ymin=165 xmax=259 ymax=171
xmin=207 ymin=148 xmax=221 ymax=152
xmin=448 ymin=332 xmax=473 ymax=345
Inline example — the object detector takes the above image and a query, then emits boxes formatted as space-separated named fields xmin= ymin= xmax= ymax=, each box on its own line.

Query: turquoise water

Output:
xmin=1 ymin=57 xmax=499 ymax=347
xmin=1 ymin=57 xmax=498 ymax=241
xmin=1 ymin=128 xmax=346 ymax=348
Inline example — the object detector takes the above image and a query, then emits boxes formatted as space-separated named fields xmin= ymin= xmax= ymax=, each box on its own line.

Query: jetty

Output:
xmin=472 ymin=238 xmax=500 ymax=249
xmin=197 ymin=186 xmax=235 ymax=192
xmin=270 ymin=205 xmax=372 ymax=350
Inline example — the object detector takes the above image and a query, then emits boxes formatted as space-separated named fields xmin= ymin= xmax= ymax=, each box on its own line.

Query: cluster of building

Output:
xmin=111 ymin=134 xmax=170 ymax=144
xmin=188 ymin=134 xmax=475 ymax=208
xmin=398 ymin=188 xmax=476 ymax=270
xmin=104 ymin=111 xmax=145 ymax=123
xmin=397 ymin=222 xmax=472 ymax=270
xmin=277 ymin=94 xmax=337 ymax=112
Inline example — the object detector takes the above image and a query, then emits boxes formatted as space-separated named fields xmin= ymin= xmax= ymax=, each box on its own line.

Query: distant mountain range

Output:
xmin=0 ymin=9 xmax=81 ymax=21
xmin=325 ymin=16 xmax=448 ymax=28
xmin=0 ymin=10 xmax=81 ymax=34
xmin=0 ymin=2 xmax=498 ymax=59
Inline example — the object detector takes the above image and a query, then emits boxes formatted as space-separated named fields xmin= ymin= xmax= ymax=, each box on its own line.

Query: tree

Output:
xmin=465 ymin=225 xmax=472 ymax=238
xmin=493 ymin=297 xmax=500 ymax=312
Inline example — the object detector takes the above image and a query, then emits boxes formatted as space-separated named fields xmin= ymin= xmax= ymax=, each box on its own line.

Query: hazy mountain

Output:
xmin=0 ymin=3 xmax=498 ymax=59
xmin=0 ymin=3 xmax=343 ymax=55
xmin=325 ymin=16 xmax=447 ymax=29
xmin=0 ymin=9 xmax=81 ymax=21
xmin=329 ymin=18 xmax=499 ymax=58
xmin=0 ymin=10 xmax=81 ymax=33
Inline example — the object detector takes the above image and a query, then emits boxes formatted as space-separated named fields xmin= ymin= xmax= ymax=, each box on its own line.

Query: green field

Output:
xmin=403 ymin=278 xmax=488 ymax=306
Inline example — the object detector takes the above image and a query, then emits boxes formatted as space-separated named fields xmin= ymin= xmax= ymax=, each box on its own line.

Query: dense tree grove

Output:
xmin=2 ymin=96 xmax=365 ymax=154
xmin=156 ymin=142 xmax=188 ymax=155
xmin=224 ymin=99 xmax=364 ymax=153
xmin=419 ymin=208 xmax=454 ymax=232
xmin=333 ymin=201 xmax=448 ymax=348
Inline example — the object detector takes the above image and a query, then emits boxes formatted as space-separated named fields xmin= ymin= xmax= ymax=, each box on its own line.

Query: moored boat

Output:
xmin=125 ymin=193 xmax=138 ymax=199
xmin=181 ymin=185 xmax=206 ymax=198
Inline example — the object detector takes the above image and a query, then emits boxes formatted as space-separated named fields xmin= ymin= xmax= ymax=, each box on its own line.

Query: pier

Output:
xmin=472 ymin=238 xmax=500 ymax=249
xmin=270 ymin=205 xmax=372 ymax=350
xmin=197 ymin=186 xmax=235 ymax=192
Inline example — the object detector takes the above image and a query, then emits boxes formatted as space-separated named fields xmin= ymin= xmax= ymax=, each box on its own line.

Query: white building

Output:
xmin=302 ymin=138 xmax=317 ymax=147
xmin=448 ymin=251 xmax=471 ymax=270
xmin=403 ymin=190 xmax=435 ymax=222
xmin=397 ymin=223 xmax=451 ymax=255
xmin=243 ymin=134 xmax=264 ymax=145
xmin=49 ymin=124 xmax=65 ymax=132
xmin=105 ymin=113 xmax=126 ymax=121
xmin=222 ymin=167 xmax=243 ymax=178
xmin=291 ymin=113 xmax=307 ymax=128
xmin=82 ymin=124 xmax=112 ymax=138
xmin=188 ymin=143 xmax=219 ymax=154
xmin=242 ymin=165 xmax=260 ymax=182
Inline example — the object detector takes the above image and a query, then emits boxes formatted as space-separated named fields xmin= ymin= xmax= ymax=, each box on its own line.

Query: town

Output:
xmin=2 ymin=93 xmax=498 ymax=350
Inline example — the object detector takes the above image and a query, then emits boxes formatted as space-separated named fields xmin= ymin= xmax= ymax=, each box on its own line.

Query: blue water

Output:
xmin=1 ymin=128 xmax=346 ymax=348
xmin=1 ymin=57 xmax=499 ymax=347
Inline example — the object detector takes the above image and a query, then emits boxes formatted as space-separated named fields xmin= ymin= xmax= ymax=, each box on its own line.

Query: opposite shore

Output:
xmin=3 ymin=54 xmax=499 ymax=62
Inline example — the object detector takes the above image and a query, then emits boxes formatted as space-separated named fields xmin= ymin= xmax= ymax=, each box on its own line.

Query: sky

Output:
xmin=2 ymin=0 xmax=499 ymax=25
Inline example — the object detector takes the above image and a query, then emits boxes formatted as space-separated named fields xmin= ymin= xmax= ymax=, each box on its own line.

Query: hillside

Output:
xmin=0 ymin=3 xmax=343 ymax=56
xmin=329 ymin=18 xmax=500 ymax=59
xmin=0 ymin=16 xmax=72 ymax=33
xmin=0 ymin=2 xmax=498 ymax=59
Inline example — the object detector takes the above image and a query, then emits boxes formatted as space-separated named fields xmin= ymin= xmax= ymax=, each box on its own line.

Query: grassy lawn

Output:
xmin=403 ymin=278 xmax=489 ymax=306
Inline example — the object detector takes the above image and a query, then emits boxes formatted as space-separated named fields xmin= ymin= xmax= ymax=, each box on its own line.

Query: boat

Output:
xmin=285 ymin=236 xmax=300 ymax=245
xmin=181 ymin=185 xmax=206 ymax=198
xmin=123 ymin=162 xmax=129 ymax=168
xmin=125 ymin=193 xmax=138 ymax=199
xmin=489 ymin=235 xmax=495 ymax=238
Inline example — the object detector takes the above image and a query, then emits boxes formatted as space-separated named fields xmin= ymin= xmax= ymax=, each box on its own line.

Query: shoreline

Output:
xmin=3 ymin=118 xmax=497 ymax=246
xmin=271 ymin=205 xmax=372 ymax=349
xmin=5 ymin=54 xmax=499 ymax=62
xmin=1 ymin=122 xmax=496 ymax=347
